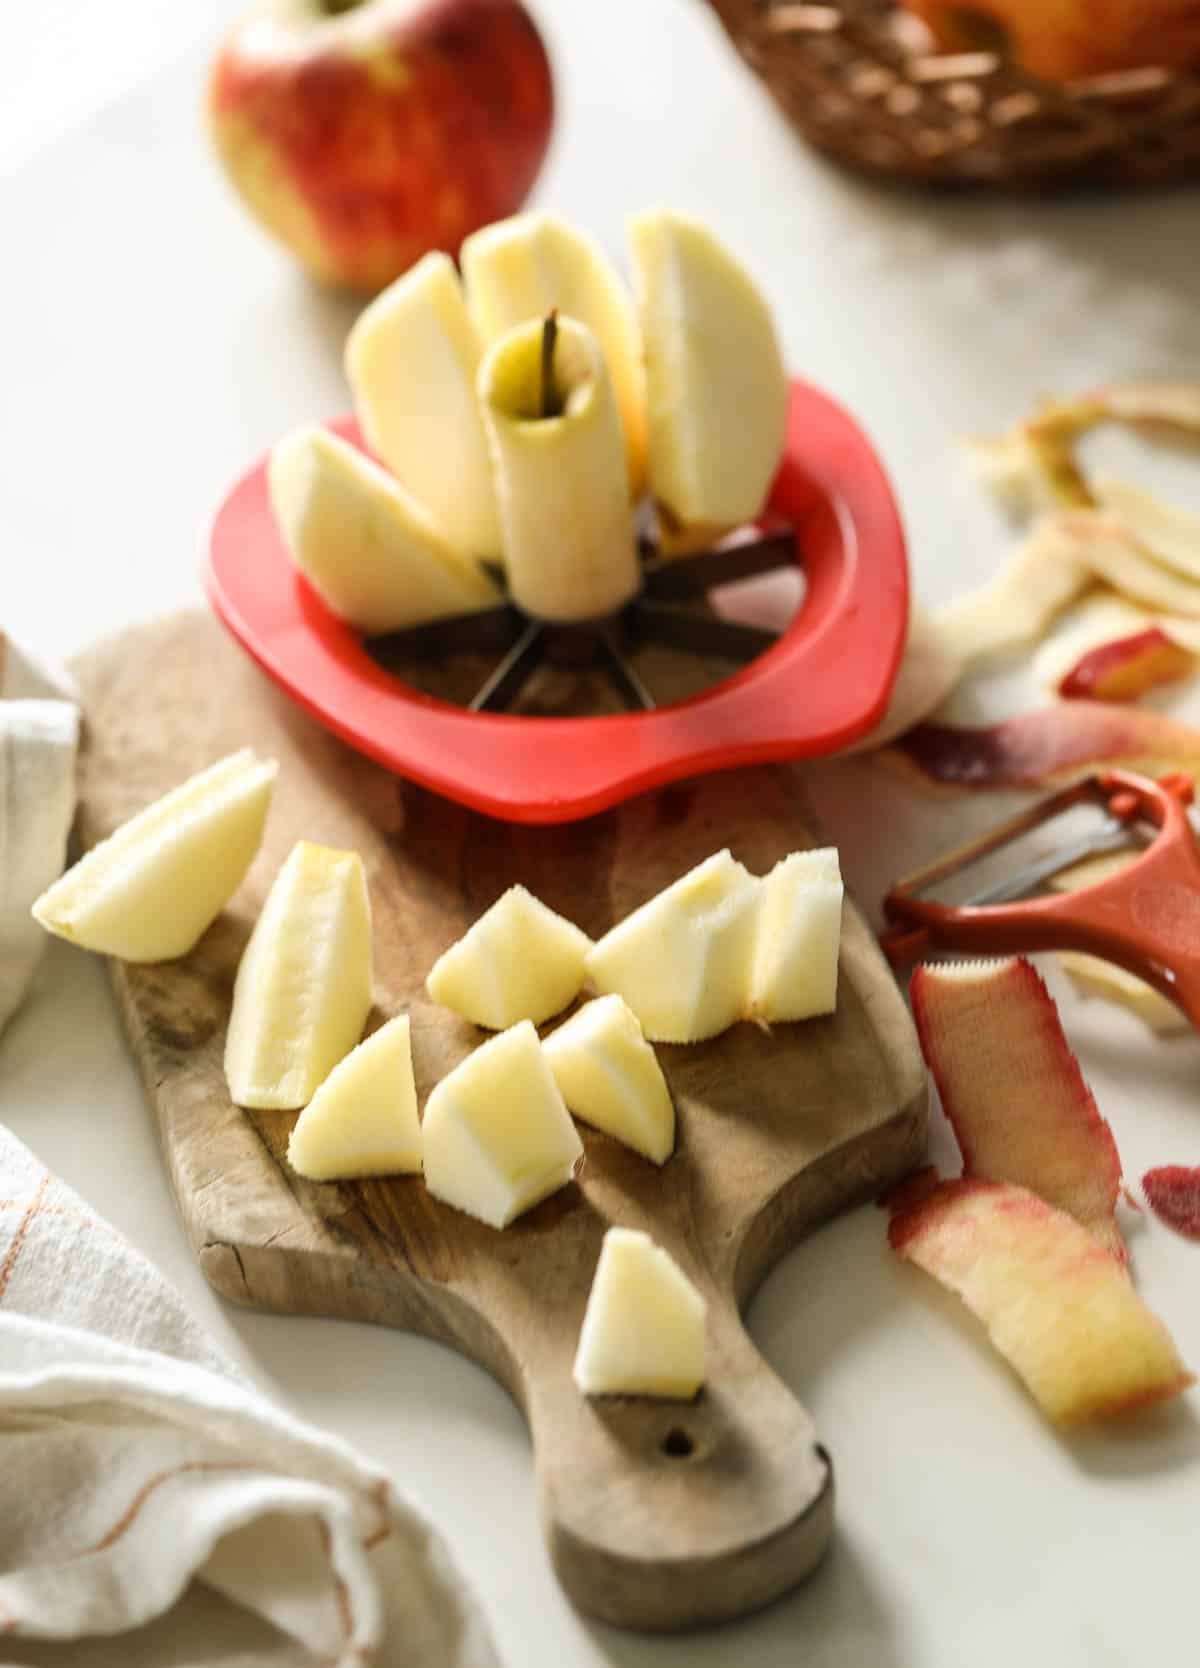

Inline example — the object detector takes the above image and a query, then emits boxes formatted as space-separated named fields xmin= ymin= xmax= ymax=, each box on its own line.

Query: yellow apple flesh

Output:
xmin=287 ymin=1014 xmax=421 ymax=1180
xmin=425 ymin=884 xmax=592 ymax=1030
xmin=574 ymin=1226 xmax=707 ymax=1399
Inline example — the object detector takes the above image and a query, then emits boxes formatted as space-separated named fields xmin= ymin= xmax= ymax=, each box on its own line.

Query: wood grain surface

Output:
xmin=72 ymin=610 xmax=927 ymax=1631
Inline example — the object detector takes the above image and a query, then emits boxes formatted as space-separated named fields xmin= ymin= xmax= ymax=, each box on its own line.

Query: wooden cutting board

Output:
xmin=72 ymin=610 xmax=927 ymax=1632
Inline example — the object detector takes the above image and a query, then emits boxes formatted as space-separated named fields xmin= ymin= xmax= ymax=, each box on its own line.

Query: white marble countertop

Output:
xmin=2 ymin=3 xmax=1198 ymax=1664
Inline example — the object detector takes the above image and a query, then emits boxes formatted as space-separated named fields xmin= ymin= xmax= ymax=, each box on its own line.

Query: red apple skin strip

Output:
xmin=911 ymin=959 xmax=1125 ymax=1259
xmin=894 ymin=701 xmax=1200 ymax=789
xmin=1058 ymin=628 xmax=1194 ymax=702
xmin=1143 ymin=1166 xmax=1200 ymax=1242
xmin=889 ymin=1179 xmax=1193 ymax=1426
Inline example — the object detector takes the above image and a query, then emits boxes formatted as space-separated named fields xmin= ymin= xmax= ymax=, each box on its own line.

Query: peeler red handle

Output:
xmin=882 ymin=771 xmax=1200 ymax=1029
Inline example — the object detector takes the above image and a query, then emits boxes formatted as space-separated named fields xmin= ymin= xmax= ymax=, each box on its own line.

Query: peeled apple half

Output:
xmin=225 ymin=840 xmax=373 ymax=1111
xmin=33 ymin=748 xmax=276 ymax=963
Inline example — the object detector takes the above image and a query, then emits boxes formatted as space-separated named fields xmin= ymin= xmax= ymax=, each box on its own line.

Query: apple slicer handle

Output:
xmin=523 ymin=1294 xmax=832 ymax=1631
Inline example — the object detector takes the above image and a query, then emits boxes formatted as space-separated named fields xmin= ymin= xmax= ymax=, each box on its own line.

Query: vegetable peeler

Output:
xmin=881 ymin=769 xmax=1200 ymax=1030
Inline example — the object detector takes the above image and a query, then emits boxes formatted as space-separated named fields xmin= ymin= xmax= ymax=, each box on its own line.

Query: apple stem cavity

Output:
xmin=539 ymin=310 xmax=562 ymax=421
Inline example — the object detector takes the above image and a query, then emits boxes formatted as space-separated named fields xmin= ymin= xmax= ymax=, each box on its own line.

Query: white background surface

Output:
xmin=2 ymin=3 xmax=1199 ymax=1664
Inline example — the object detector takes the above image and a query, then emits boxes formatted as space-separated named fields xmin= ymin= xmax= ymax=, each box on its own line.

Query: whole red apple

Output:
xmin=207 ymin=0 xmax=555 ymax=292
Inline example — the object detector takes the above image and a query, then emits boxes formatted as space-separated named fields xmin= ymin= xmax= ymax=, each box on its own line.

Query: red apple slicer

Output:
xmin=206 ymin=379 xmax=908 ymax=824
xmin=880 ymin=769 xmax=1200 ymax=1031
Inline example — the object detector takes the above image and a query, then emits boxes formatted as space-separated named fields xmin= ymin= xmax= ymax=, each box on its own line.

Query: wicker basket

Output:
xmin=705 ymin=0 xmax=1200 ymax=189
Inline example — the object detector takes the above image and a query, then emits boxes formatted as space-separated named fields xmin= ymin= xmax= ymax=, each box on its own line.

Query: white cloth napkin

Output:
xmin=0 ymin=632 xmax=78 ymax=1034
xmin=0 ymin=1125 xmax=499 ymax=1667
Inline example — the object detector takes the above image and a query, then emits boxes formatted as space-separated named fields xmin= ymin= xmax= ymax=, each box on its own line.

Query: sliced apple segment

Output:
xmin=287 ymin=1014 xmax=420 ymax=1181
xmin=574 ymin=1226 xmax=706 ymax=1399
xmin=422 ymin=1020 xmax=582 ymax=1229
xmin=585 ymin=850 xmax=760 ymax=1043
xmin=628 ymin=210 xmax=787 ymax=553
xmin=910 ymin=959 xmax=1125 ymax=1258
xmin=225 ymin=841 xmax=372 ymax=1111
xmin=33 ymin=748 xmax=276 ymax=963
xmin=749 ymin=849 xmax=843 ymax=1024
xmin=426 ymin=884 xmax=592 ymax=1030
xmin=344 ymin=252 xmax=501 ymax=559
xmin=461 ymin=213 xmax=647 ymax=492
xmin=268 ymin=425 xmax=500 ymax=634
xmin=477 ymin=314 xmax=640 ymax=622
xmin=544 ymin=995 xmax=674 ymax=1165
xmin=889 ymin=1178 xmax=1192 ymax=1426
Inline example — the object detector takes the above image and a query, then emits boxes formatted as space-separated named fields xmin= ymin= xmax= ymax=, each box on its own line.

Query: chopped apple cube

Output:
xmin=749 ymin=849 xmax=843 ymax=1024
xmin=268 ymin=425 xmax=500 ymax=635
xmin=544 ymin=995 xmax=674 ymax=1165
xmin=628 ymin=210 xmax=788 ymax=552
xmin=889 ymin=1178 xmax=1192 ymax=1426
xmin=33 ymin=748 xmax=277 ymax=963
xmin=422 ymin=1020 xmax=582 ymax=1229
xmin=574 ymin=1226 xmax=706 ymax=1399
xmin=287 ymin=1014 xmax=420 ymax=1181
xmin=425 ymin=885 xmax=592 ymax=1030
xmin=225 ymin=841 xmax=372 ymax=1111
xmin=344 ymin=253 xmax=501 ymax=559
xmin=910 ymin=959 xmax=1125 ymax=1258
xmin=461 ymin=213 xmax=647 ymax=493
xmin=585 ymin=850 xmax=759 ymax=1043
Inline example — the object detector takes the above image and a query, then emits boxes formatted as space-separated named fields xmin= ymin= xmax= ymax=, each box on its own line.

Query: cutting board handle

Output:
xmin=526 ymin=1298 xmax=832 ymax=1630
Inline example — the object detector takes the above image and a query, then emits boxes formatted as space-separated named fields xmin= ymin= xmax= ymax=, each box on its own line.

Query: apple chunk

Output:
xmin=344 ymin=252 xmax=500 ymax=559
xmin=574 ymin=1226 xmax=706 ymax=1399
xmin=910 ymin=959 xmax=1125 ymax=1258
xmin=585 ymin=850 xmax=760 ymax=1043
xmin=33 ymin=748 xmax=277 ymax=962
xmin=544 ymin=995 xmax=674 ymax=1165
xmin=628 ymin=210 xmax=787 ymax=553
xmin=749 ymin=849 xmax=843 ymax=1024
xmin=422 ymin=1020 xmax=582 ymax=1229
xmin=287 ymin=1015 xmax=420 ymax=1181
xmin=425 ymin=885 xmax=592 ymax=1030
xmin=225 ymin=841 xmax=373 ymax=1111
xmin=268 ymin=425 xmax=500 ymax=634
xmin=461 ymin=213 xmax=647 ymax=493
xmin=889 ymin=1179 xmax=1192 ymax=1426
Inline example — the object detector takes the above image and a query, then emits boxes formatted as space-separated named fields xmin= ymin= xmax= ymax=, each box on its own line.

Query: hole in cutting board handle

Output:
xmin=661 ymin=1427 xmax=694 ymax=1458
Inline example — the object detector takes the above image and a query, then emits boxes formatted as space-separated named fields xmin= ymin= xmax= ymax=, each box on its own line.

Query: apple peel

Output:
xmin=1142 ymin=1166 xmax=1200 ymax=1242
xmin=895 ymin=700 xmax=1200 ymax=790
xmin=889 ymin=1178 xmax=1193 ymax=1426
xmin=911 ymin=959 xmax=1125 ymax=1258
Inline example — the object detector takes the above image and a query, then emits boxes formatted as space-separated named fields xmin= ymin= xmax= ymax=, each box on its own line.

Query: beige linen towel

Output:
xmin=0 ymin=1126 xmax=498 ymax=1668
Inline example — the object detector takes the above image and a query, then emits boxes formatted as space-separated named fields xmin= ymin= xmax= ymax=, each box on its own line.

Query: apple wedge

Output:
xmin=910 ymin=959 xmax=1125 ymax=1258
xmin=574 ymin=1226 xmax=706 ymax=1399
xmin=33 ymin=748 xmax=276 ymax=963
xmin=543 ymin=995 xmax=674 ymax=1165
xmin=628 ymin=210 xmax=788 ymax=554
xmin=889 ymin=1178 xmax=1192 ymax=1426
xmin=225 ymin=841 xmax=373 ymax=1111
xmin=585 ymin=850 xmax=760 ymax=1043
xmin=268 ymin=425 xmax=500 ymax=634
xmin=422 ymin=1020 xmax=582 ymax=1229
xmin=425 ymin=884 xmax=592 ymax=1030
xmin=287 ymin=1014 xmax=421 ymax=1181
xmin=749 ymin=849 xmax=843 ymax=1024
xmin=477 ymin=315 xmax=640 ymax=622
xmin=461 ymin=212 xmax=647 ymax=493
xmin=344 ymin=253 xmax=501 ymax=559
